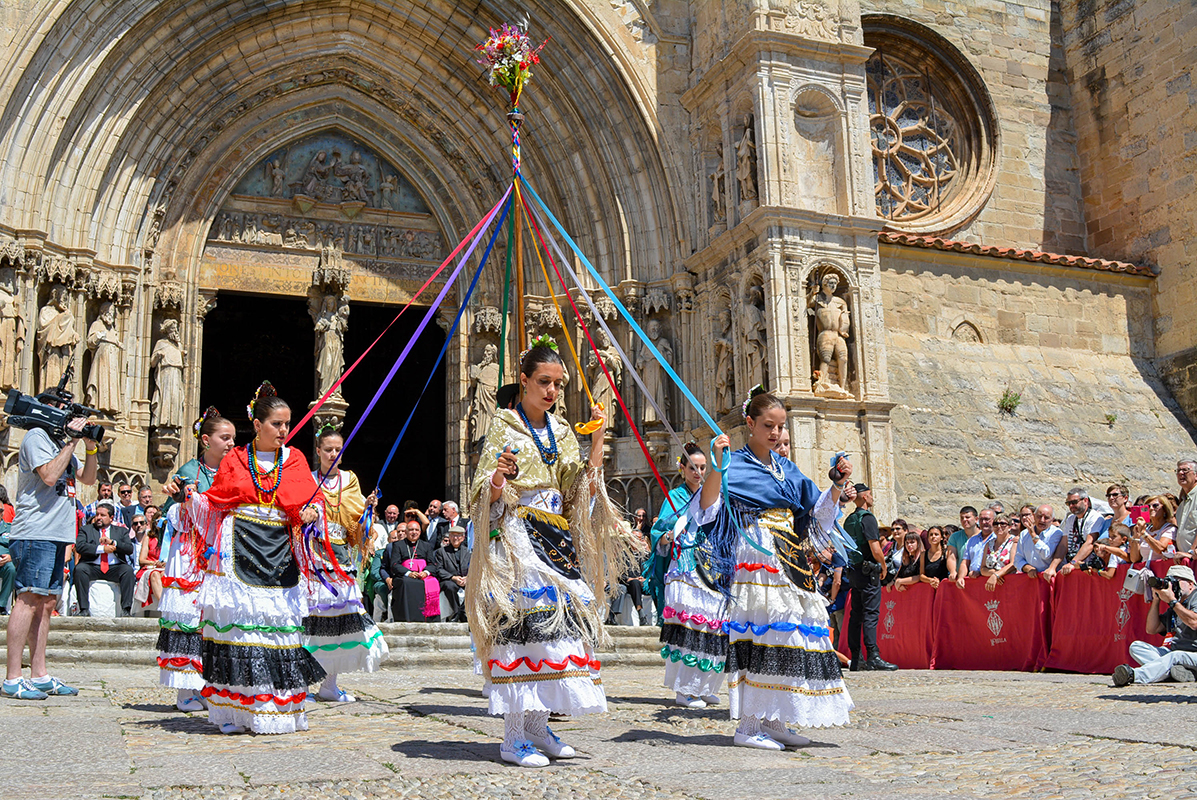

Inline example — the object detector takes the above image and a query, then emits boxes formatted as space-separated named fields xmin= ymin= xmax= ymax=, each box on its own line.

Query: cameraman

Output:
xmin=1112 ymin=564 xmax=1197 ymax=686
xmin=843 ymin=482 xmax=898 ymax=672
xmin=2 ymin=415 xmax=98 ymax=700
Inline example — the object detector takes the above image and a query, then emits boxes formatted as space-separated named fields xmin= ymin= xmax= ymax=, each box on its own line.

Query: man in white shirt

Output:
xmin=1058 ymin=488 xmax=1107 ymax=575
xmin=1016 ymin=504 xmax=1064 ymax=579
xmin=1175 ymin=457 xmax=1197 ymax=554
xmin=955 ymin=508 xmax=994 ymax=587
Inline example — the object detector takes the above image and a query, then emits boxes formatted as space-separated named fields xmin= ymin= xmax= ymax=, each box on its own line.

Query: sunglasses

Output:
xmin=1106 ymin=492 xmax=1123 ymax=498
xmin=119 ymin=489 xmax=132 ymax=495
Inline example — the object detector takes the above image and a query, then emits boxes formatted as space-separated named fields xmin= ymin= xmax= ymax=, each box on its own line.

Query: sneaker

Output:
xmin=1171 ymin=664 xmax=1196 ymax=683
xmin=733 ymin=730 xmax=784 ymax=751
xmin=30 ymin=676 xmax=78 ymax=696
xmin=762 ymin=719 xmax=812 ymax=747
xmin=1113 ymin=664 xmax=1135 ymax=687
xmin=528 ymin=726 xmax=576 ymax=758
xmin=701 ymin=694 xmax=720 ymax=705
xmin=177 ymin=693 xmax=205 ymax=712
xmin=500 ymin=740 xmax=550 ymax=768
xmin=219 ymin=722 xmax=246 ymax=734
xmin=675 ymin=692 xmax=706 ymax=709
xmin=318 ymin=686 xmax=356 ymax=703
xmin=2 ymin=678 xmax=49 ymax=700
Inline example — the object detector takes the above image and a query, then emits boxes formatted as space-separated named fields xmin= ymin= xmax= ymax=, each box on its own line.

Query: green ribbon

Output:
xmin=160 ymin=619 xmax=304 ymax=634
xmin=659 ymin=644 xmax=725 ymax=673
xmin=304 ymin=628 xmax=385 ymax=652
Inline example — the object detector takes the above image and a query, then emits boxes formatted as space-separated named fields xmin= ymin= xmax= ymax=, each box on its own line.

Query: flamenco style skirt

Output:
xmin=156 ymin=530 xmax=205 ymax=690
xmin=302 ymin=528 xmax=388 ymax=676
xmin=660 ymin=564 xmax=729 ymax=699
xmin=723 ymin=509 xmax=853 ymax=727
xmin=198 ymin=507 xmax=325 ymax=734
xmin=485 ymin=509 xmax=606 ymax=717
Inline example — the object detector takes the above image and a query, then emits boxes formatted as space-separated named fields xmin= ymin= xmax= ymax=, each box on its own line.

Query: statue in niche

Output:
xmin=0 ymin=270 xmax=24 ymax=390
xmin=737 ymin=115 xmax=759 ymax=203
xmin=557 ymin=365 xmax=570 ymax=420
xmin=741 ymin=284 xmax=769 ymax=391
xmin=588 ymin=328 xmax=623 ymax=426
xmin=85 ymin=301 xmax=124 ymax=414
xmin=714 ymin=309 xmax=735 ymax=413
xmin=36 ymin=285 xmax=78 ymax=392
xmin=335 ymin=151 xmax=372 ymax=204
xmin=710 ymin=147 xmax=727 ymax=224
xmin=468 ymin=343 xmax=500 ymax=444
xmin=300 ymin=150 xmax=332 ymax=197
xmin=312 ymin=294 xmax=349 ymax=395
xmin=267 ymin=157 xmax=287 ymax=197
xmin=380 ymin=174 xmax=399 ymax=210
xmin=807 ymin=271 xmax=853 ymax=399
xmin=150 ymin=319 xmax=186 ymax=429
xmin=636 ymin=318 xmax=672 ymax=426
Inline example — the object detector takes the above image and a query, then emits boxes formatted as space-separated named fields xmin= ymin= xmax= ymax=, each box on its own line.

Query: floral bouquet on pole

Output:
xmin=476 ymin=23 xmax=548 ymax=105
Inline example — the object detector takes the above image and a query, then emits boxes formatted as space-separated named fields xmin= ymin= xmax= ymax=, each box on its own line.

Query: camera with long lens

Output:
xmin=1145 ymin=574 xmax=1182 ymax=597
xmin=4 ymin=362 xmax=106 ymax=443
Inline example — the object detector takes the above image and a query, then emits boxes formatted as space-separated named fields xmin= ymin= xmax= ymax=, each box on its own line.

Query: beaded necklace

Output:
xmin=745 ymin=446 xmax=785 ymax=483
xmin=316 ymin=469 xmax=344 ymax=512
xmin=248 ymin=442 xmax=284 ymax=505
xmin=516 ymin=402 xmax=558 ymax=466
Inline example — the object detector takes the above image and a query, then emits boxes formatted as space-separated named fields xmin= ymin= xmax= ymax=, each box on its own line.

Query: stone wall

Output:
xmin=861 ymin=0 xmax=1088 ymax=253
xmin=881 ymin=242 xmax=1195 ymax=522
xmin=1058 ymin=0 xmax=1197 ymax=426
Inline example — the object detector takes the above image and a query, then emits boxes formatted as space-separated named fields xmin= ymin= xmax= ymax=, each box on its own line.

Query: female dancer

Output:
xmin=699 ymin=389 xmax=853 ymax=749
xmin=158 ymin=407 xmax=236 ymax=712
xmin=652 ymin=442 xmax=729 ymax=709
xmin=181 ymin=383 xmax=328 ymax=734
xmin=305 ymin=426 xmax=387 ymax=702
xmin=467 ymin=341 xmax=637 ymax=768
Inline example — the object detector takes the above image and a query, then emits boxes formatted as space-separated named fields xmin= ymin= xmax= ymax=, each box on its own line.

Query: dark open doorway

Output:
xmin=199 ymin=293 xmax=447 ymax=506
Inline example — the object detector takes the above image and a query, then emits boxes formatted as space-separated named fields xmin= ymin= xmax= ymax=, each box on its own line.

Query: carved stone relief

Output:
xmin=36 ymin=285 xmax=78 ymax=392
xmin=709 ymin=145 xmax=727 ymax=226
xmin=636 ymin=318 xmax=672 ymax=426
xmin=740 ymin=282 xmax=769 ymax=391
xmin=473 ymin=305 xmax=502 ymax=335
xmin=469 ymin=342 xmax=500 ymax=444
xmin=0 ymin=268 xmax=25 ymax=390
xmin=736 ymin=115 xmax=759 ymax=207
xmin=807 ymin=268 xmax=853 ymax=399
xmin=713 ymin=307 xmax=736 ymax=413
xmin=588 ymin=327 xmax=624 ymax=428
xmin=84 ymin=301 xmax=124 ymax=414
xmin=309 ymin=292 xmax=349 ymax=397
xmin=150 ymin=317 xmax=185 ymax=470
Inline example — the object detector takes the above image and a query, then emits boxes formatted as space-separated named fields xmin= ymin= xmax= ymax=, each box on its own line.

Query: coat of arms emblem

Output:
xmin=883 ymin=600 xmax=896 ymax=634
xmin=985 ymin=599 xmax=1003 ymax=637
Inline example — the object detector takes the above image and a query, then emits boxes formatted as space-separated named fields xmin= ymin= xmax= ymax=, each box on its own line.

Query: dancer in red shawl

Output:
xmin=179 ymin=383 xmax=329 ymax=734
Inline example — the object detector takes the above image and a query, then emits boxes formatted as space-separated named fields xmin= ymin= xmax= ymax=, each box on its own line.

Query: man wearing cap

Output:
xmin=431 ymin=524 xmax=470 ymax=622
xmin=842 ymin=482 xmax=897 ymax=672
xmin=1113 ymin=564 xmax=1197 ymax=686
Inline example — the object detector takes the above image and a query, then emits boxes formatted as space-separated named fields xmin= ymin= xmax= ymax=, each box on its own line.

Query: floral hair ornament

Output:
xmin=677 ymin=441 xmax=700 ymax=471
xmin=316 ymin=422 xmax=340 ymax=439
xmin=247 ymin=380 xmax=276 ymax=420
xmin=741 ymin=384 xmax=767 ymax=420
xmin=192 ymin=406 xmax=220 ymax=441
xmin=519 ymin=334 xmax=559 ymax=367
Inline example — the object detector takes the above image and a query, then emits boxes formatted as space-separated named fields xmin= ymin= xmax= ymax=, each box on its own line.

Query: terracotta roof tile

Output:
xmin=878 ymin=231 xmax=1155 ymax=276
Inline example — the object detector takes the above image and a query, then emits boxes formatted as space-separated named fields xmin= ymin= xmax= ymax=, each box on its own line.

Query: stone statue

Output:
xmin=588 ymin=328 xmax=623 ymax=425
xmin=380 ymin=174 xmax=398 ymax=210
xmin=36 ymin=285 xmax=78 ymax=392
xmin=710 ymin=148 xmax=726 ymax=223
xmin=558 ymin=365 xmax=570 ymax=420
xmin=150 ymin=319 xmax=185 ymax=429
xmin=808 ymin=271 xmax=853 ymax=398
xmin=0 ymin=271 xmax=25 ymax=390
xmin=312 ymin=294 xmax=349 ymax=394
xmin=85 ymin=301 xmax=124 ymax=414
xmin=300 ymin=150 xmax=331 ymax=197
xmin=469 ymin=343 xmax=500 ymax=443
xmin=268 ymin=158 xmax=287 ymax=197
xmin=736 ymin=115 xmax=758 ymax=203
xmin=335 ymin=151 xmax=371 ymax=203
xmin=714 ymin=310 xmax=735 ymax=413
xmin=741 ymin=284 xmax=768 ymax=391
xmin=636 ymin=318 xmax=672 ymax=426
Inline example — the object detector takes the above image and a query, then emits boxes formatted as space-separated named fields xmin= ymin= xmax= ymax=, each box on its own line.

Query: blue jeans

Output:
xmin=9 ymin=540 xmax=68 ymax=598
xmin=1129 ymin=640 xmax=1197 ymax=683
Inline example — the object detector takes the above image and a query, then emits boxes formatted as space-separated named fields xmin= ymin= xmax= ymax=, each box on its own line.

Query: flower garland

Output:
xmin=475 ymin=23 xmax=548 ymax=104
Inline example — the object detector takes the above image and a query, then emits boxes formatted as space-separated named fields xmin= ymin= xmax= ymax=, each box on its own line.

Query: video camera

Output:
xmin=4 ymin=360 xmax=106 ymax=444
xmin=1145 ymin=574 xmax=1182 ymax=598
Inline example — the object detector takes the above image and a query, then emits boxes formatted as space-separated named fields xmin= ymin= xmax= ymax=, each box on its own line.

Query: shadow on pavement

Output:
xmin=391 ymin=739 xmax=495 ymax=762
xmin=120 ymin=702 xmax=178 ymax=713
xmin=125 ymin=715 xmax=222 ymax=734
xmin=417 ymin=686 xmax=485 ymax=700
xmin=406 ymin=702 xmax=490 ymax=719
xmin=1098 ymin=693 xmax=1197 ymax=704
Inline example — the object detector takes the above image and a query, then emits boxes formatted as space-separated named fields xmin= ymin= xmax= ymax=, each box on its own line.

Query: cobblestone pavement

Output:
xmin=3 ymin=664 xmax=1197 ymax=800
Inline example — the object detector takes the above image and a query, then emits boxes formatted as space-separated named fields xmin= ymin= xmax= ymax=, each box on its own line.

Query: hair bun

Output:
xmin=192 ymin=405 xmax=220 ymax=441
xmin=247 ymin=380 xmax=276 ymax=419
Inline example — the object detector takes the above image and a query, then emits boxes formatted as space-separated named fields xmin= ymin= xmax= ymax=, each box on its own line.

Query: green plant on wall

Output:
xmin=997 ymin=388 xmax=1021 ymax=415
xmin=1105 ymin=412 xmax=1117 ymax=426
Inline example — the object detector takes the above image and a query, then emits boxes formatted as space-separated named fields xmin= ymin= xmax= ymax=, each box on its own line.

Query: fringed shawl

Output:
xmin=465 ymin=409 xmax=638 ymax=667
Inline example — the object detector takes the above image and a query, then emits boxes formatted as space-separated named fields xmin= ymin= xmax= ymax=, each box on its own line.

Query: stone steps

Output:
xmin=0 ymin=617 xmax=665 ymax=669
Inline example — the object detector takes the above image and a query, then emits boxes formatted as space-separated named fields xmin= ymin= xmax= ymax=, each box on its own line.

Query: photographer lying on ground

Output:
xmin=1113 ymin=564 xmax=1197 ymax=686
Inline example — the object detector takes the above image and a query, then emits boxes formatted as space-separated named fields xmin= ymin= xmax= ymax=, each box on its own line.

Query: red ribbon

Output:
xmin=487 ymin=654 xmax=601 ymax=672
xmin=200 ymin=685 xmax=306 ymax=706
xmin=157 ymin=656 xmax=201 ymax=672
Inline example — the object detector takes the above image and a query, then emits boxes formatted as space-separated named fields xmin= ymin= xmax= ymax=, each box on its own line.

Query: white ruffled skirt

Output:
xmin=157 ymin=531 xmax=205 ymax=690
xmin=660 ymin=568 xmax=729 ymax=699
xmin=303 ymin=554 xmax=388 ymax=676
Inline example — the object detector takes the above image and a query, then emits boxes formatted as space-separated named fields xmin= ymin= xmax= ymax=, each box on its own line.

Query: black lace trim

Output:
xmin=156 ymin=627 xmax=202 ymax=658
xmin=201 ymin=640 xmax=325 ymax=690
xmin=302 ymin=612 xmax=366 ymax=637
xmin=495 ymin=606 xmax=589 ymax=645
xmin=726 ymin=639 xmax=843 ymax=683
xmin=659 ymin=621 xmax=729 ymax=659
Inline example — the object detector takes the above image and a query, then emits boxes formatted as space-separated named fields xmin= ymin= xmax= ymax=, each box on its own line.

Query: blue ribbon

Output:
xmin=518 ymin=174 xmax=724 ymax=437
xmin=722 ymin=620 xmax=830 ymax=638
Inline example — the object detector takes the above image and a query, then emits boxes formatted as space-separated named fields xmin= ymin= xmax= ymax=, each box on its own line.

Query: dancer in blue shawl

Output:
xmin=697 ymin=389 xmax=854 ymax=749
xmin=652 ymin=442 xmax=729 ymax=709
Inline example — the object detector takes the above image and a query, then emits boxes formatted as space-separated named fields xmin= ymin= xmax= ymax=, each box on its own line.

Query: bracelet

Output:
xmin=85 ymin=447 xmax=98 ymax=456
xmin=490 ymin=473 xmax=505 ymax=489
